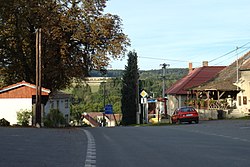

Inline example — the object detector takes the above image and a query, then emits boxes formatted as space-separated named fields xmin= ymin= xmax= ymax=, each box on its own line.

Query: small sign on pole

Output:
xmin=140 ymin=90 xmax=148 ymax=98
xmin=104 ymin=104 xmax=113 ymax=114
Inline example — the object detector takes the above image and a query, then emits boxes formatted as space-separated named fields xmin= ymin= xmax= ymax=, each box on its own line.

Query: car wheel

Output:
xmin=195 ymin=119 xmax=199 ymax=124
xmin=188 ymin=121 xmax=192 ymax=124
xmin=177 ymin=119 xmax=181 ymax=124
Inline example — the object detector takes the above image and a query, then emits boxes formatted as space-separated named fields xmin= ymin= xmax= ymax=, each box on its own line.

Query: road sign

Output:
xmin=104 ymin=104 xmax=113 ymax=114
xmin=140 ymin=90 xmax=148 ymax=98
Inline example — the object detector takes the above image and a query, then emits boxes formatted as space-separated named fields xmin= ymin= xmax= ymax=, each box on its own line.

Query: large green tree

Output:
xmin=0 ymin=0 xmax=130 ymax=91
xmin=121 ymin=51 xmax=139 ymax=125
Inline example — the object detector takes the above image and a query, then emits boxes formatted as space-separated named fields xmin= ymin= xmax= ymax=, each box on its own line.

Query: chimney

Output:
xmin=203 ymin=61 xmax=208 ymax=67
xmin=189 ymin=62 xmax=193 ymax=73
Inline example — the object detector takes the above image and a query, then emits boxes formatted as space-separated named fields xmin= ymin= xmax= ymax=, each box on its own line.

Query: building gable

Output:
xmin=0 ymin=81 xmax=50 ymax=98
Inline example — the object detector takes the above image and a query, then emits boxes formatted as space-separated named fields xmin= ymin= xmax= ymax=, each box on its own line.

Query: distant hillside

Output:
xmin=89 ymin=68 xmax=189 ymax=78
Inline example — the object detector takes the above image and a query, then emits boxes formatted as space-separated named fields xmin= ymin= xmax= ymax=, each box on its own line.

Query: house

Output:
xmin=0 ymin=81 xmax=50 ymax=125
xmin=44 ymin=91 xmax=72 ymax=124
xmin=234 ymin=57 xmax=250 ymax=116
xmin=0 ymin=81 xmax=72 ymax=125
xmin=191 ymin=51 xmax=250 ymax=118
xmin=82 ymin=112 xmax=122 ymax=127
xmin=166 ymin=61 xmax=225 ymax=116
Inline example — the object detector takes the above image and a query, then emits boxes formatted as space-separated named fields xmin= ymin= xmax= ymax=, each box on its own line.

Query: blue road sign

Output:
xmin=105 ymin=104 xmax=113 ymax=114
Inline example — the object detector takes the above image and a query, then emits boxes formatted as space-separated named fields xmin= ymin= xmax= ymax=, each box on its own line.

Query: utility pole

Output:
xmin=35 ymin=28 xmax=42 ymax=127
xmin=160 ymin=63 xmax=170 ymax=123
xmin=100 ymin=67 xmax=107 ymax=127
xmin=236 ymin=46 xmax=239 ymax=86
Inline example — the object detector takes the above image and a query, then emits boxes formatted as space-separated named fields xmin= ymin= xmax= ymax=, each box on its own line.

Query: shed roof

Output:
xmin=166 ymin=66 xmax=225 ymax=95
xmin=49 ymin=91 xmax=72 ymax=99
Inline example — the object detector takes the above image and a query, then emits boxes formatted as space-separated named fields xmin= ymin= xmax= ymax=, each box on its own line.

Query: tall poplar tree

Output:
xmin=0 ymin=0 xmax=130 ymax=91
xmin=121 ymin=51 xmax=139 ymax=125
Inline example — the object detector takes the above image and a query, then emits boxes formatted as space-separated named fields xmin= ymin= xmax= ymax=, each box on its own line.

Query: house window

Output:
xmin=50 ymin=101 xmax=54 ymax=109
xmin=65 ymin=114 xmax=69 ymax=122
xmin=238 ymin=96 xmax=242 ymax=106
xmin=56 ymin=100 xmax=59 ymax=109
xmin=65 ymin=99 xmax=69 ymax=108
xmin=243 ymin=96 xmax=247 ymax=105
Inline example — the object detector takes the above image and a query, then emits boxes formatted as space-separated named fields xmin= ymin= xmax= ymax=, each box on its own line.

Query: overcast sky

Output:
xmin=105 ymin=0 xmax=250 ymax=70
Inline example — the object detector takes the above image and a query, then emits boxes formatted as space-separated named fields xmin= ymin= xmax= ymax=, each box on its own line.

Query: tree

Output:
xmin=16 ymin=109 xmax=32 ymax=126
xmin=44 ymin=109 xmax=65 ymax=127
xmin=121 ymin=51 xmax=139 ymax=125
xmin=0 ymin=0 xmax=130 ymax=91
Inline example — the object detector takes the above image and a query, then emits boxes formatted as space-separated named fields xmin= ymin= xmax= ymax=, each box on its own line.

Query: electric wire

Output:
xmin=209 ymin=41 xmax=250 ymax=63
xmin=137 ymin=41 xmax=250 ymax=67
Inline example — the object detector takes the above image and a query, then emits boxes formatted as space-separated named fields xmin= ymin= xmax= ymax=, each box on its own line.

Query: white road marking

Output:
xmin=81 ymin=129 xmax=97 ymax=167
xmin=172 ymin=127 xmax=250 ymax=143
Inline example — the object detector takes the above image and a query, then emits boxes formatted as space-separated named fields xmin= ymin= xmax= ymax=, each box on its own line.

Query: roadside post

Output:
xmin=140 ymin=90 xmax=148 ymax=124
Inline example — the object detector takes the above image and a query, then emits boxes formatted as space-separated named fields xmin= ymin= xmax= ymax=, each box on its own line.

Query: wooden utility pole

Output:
xmin=160 ymin=63 xmax=170 ymax=123
xmin=35 ymin=28 xmax=42 ymax=126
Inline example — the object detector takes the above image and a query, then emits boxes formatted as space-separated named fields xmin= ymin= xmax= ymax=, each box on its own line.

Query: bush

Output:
xmin=44 ymin=109 xmax=66 ymax=127
xmin=17 ymin=109 xmax=32 ymax=126
xmin=0 ymin=118 xmax=10 ymax=126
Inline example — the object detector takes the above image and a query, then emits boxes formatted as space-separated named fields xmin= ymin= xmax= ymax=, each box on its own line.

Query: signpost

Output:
xmin=140 ymin=90 xmax=148 ymax=123
xmin=104 ymin=104 xmax=113 ymax=114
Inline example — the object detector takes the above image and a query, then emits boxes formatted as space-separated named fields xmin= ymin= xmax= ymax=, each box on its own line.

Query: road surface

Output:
xmin=1 ymin=120 xmax=250 ymax=167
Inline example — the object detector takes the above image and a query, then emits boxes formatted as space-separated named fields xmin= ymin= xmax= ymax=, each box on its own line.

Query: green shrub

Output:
xmin=0 ymin=118 xmax=10 ymax=126
xmin=44 ymin=109 xmax=65 ymax=127
xmin=17 ymin=109 xmax=32 ymax=126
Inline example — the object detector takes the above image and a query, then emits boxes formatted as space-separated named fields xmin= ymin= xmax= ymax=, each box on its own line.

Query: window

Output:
xmin=50 ymin=101 xmax=54 ymax=109
xmin=243 ymin=96 xmax=247 ymax=105
xmin=56 ymin=100 xmax=59 ymax=109
xmin=65 ymin=114 xmax=69 ymax=122
xmin=238 ymin=96 xmax=242 ymax=106
xmin=65 ymin=99 xmax=69 ymax=108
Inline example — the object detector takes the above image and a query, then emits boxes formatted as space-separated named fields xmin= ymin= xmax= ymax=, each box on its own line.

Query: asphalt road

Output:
xmin=88 ymin=120 xmax=250 ymax=167
xmin=0 ymin=127 xmax=87 ymax=167
xmin=1 ymin=120 xmax=250 ymax=167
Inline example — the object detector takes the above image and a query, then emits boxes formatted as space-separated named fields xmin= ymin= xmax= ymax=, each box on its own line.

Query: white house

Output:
xmin=0 ymin=81 xmax=71 ymax=125
xmin=0 ymin=81 xmax=50 ymax=125
xmin=234 ymin=59 xmax=250 ymax=117
xmin=44 ymin=91 xmax=71 ymax=124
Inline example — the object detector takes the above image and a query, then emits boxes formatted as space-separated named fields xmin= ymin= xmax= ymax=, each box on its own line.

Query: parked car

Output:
xmin=171 ymin=106 xmax=199 ymax=124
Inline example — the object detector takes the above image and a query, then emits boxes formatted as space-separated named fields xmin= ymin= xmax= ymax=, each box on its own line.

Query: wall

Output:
xmin=0 ymin=98 xmax=32 ymax=125
xmin=44 ymin=98 xmax=70 ymax=123
xmin=235 ymin=70 xmax=250 ymax=116
xmin=167 ymin=94 xmax=187 ymax=116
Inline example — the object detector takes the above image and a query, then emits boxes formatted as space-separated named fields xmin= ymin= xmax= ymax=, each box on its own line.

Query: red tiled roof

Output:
xmin=0 ymin=80 xmax=50 ymax=93
xmin=192 ymin=51 xmax=250 ymax=91
xmin=166 ymin=66 xmax=225 ymax=95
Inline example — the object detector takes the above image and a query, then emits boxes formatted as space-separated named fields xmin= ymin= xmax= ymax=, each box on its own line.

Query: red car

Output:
xmin=171 ymin=106 xmax=199 ymax=124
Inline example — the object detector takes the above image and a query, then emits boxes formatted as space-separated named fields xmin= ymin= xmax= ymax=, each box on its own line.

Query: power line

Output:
xmin=138 ymin=41 xmax=250 ymax=65
xmin=209 ymin=41 xmax=250 ymax=63
xmin=139 ymin=56 xmax=199 ymax=63
xmin=213 ymin=47 xmax=250 ymax=65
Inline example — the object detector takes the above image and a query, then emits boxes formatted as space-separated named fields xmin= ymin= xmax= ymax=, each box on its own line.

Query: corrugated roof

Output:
xmin=193 ymin=51 xmax=250 ymax=91
xmin=166 ymin=66 xmax=225 ymax=95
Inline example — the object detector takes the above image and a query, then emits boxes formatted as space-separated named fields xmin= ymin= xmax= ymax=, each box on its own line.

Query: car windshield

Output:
xmin=180 ymin=107 xmax=195 ymax=112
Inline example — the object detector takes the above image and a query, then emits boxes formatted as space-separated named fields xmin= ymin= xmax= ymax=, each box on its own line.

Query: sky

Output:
xmin=105 ymin=0 xmax=250 ymax=70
